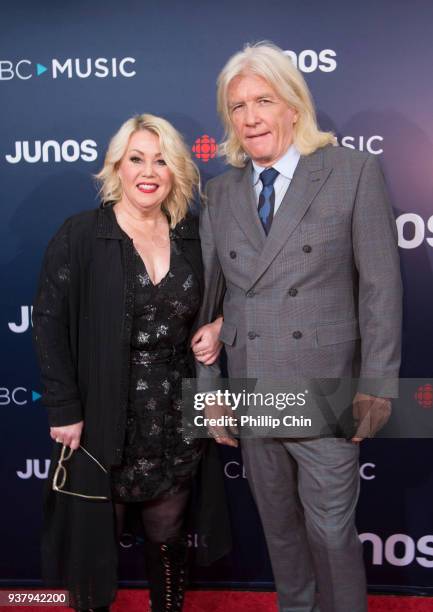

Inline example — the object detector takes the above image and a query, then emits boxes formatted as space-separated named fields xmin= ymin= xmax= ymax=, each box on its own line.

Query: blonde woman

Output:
xmin=33 ymin=114 xmax=225 ymax=611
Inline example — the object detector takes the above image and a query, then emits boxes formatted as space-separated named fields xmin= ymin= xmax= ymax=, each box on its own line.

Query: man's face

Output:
xmin=227 ymin=73 xmax=298 ymax=166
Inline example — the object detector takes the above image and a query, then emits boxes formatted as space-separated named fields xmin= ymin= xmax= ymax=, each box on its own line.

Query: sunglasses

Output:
xmin=52 ymin=444 xmax=109 ymax=501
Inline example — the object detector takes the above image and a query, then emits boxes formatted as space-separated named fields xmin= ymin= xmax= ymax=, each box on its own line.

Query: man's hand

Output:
xmin=191 ymin=316 xmax=223 ymax=365
xmin=352 ymin=393 xmax=391 ymax=443
xmin=50 ymin=420 xmax=83 ymax=450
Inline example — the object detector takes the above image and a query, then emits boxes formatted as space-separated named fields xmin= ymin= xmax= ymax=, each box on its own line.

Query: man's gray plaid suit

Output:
xmin=196 ymin=144 xmax=402 ymax=612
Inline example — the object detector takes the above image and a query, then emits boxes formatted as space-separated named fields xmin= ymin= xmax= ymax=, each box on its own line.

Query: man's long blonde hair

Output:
xmin=217 ymin=42 xmax=335 ymax=167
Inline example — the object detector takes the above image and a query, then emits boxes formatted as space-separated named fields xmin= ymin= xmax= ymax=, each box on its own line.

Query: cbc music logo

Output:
xmin=360 ymin=533 xmax=433 ymax=568
xmin=338 ymin=135 xmax=384 ymax=155
xmin=284 ymin=49 xmax=337 ymax=73
xmin=17 ymin=459 xmax=50 ymax=479
xmin=192 ymin=135 xmax=218 ymax=163
xmin=8 ymin=306 xmax=32 ymax=333
xmin=0 ymin=57 xmax=136 ymax=80
xmin=5 ymin=139 xmax=98 ymax=164
xmin=0 ymin=387 xmax=41 ymax=406
xmin=414 ymin=384 xmax=433 ymax=409
xmin=190 ymin=133 xmax=384 ymax=163
xmin=224 ymin=460 xmax=376 ymax=480
xmin=119 ymin=531 xmax=207 ymax=550
xmin=396 ymin=213 xmax=433 ymax=250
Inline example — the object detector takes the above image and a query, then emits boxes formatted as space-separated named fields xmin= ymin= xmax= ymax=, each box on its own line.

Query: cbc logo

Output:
xmin=0 ymin=57 xmax=136 ymax=80
xmin=284 ymin=49 xmax=337 ymax=73
xmin=5 ymin=140 xmax=98 ymax=164
xmin=224 ymin=461 xmax=376 ymax=480
xmin=8 ymin=306 xmax=32 ymax=333
xmin=17 ymin=459 xmax=50 ymax=479
xmin=192 ymin=135 xmax=218 ymax=163
xmin=0 ymin=387 xmax=41 ymax=405
xmin=360 ymin=533 xmax=433 ymax=568
xmin=339 ymin=135 xmax=384 ymax=155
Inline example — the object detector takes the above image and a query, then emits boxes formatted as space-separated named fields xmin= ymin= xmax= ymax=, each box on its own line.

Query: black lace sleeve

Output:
xmin=33 ymin=218 xmax=83 ymax=427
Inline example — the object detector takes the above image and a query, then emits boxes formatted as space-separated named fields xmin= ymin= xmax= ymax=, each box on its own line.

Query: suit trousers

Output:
xmin=241 ymin=437 xmax=367 ymax=612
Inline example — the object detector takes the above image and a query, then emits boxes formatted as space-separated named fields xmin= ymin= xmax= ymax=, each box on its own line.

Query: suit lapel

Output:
xmin=229 ymin=161 xmax=266 ymax=250
xmin=248 ymin=147 xmax=333 ymax=289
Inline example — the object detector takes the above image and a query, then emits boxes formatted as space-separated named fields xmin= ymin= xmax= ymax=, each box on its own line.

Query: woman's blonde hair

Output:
xmin=217 ymin=42 xmax=336 ymax=167
xmin=95 ymin=114 xmax=200 ymax=227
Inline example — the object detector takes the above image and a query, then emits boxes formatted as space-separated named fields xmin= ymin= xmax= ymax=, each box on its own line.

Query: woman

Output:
xmin=33 ymin=114 xmax=228 ymax=611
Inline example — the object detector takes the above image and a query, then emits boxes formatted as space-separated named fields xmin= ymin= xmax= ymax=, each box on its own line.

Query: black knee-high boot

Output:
xmin=145 ymin=537 xmax=188 ymax=611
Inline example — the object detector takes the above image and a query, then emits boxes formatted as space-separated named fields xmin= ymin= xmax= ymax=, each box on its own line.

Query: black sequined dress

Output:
xmin=111 ymin=233 xmax=202 ymax=502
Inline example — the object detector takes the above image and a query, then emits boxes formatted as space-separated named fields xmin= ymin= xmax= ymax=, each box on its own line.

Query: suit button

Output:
xmin=246 ymin=290 xmax=255 ymax=298
xmin=302 ymin=245 xmax=312 ymax=253
xmin=248 ymin=331 xmax=258 ymax=340
xmin=289 ymin=288 xmax=298 ymax=297
xmin=230 ymin=250 xmax=237 ymax=259
xmin=292 ymin=331 xmax=302 ymax=339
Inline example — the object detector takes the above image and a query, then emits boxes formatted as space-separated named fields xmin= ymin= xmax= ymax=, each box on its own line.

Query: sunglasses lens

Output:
xmin=63 ymin=446 xmax=74 ymax=461
xmin=56 ymin=465 xmax=67 ymax=489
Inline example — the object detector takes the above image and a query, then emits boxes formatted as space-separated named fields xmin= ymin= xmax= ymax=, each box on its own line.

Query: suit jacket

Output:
xmin=196 ymin=144 xmax=402 ymax=398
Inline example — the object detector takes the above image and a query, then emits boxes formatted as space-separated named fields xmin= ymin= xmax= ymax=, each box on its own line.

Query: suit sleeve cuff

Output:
xmin=357 ymin=377 xmax=399 ymax=399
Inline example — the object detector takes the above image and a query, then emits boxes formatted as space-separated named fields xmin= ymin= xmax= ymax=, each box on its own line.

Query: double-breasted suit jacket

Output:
xmin=197 ymin=144 xmax=402 ymax=397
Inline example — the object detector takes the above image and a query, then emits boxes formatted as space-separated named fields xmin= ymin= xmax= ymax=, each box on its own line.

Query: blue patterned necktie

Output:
xmin=258 ymin=167 xmax=279 ymax=235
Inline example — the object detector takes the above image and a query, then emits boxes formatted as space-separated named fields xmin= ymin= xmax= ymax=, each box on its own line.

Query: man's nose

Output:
xmin=244 ymin=104 xmax=259 ymax=126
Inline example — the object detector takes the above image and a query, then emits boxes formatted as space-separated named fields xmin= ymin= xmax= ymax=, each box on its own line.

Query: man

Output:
xmin=194 ymin=42 xmax=402 ymax=612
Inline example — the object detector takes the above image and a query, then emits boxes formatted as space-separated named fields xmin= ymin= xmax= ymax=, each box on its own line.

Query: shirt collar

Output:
xmin=252 ymin=145 xmax=301 ymax=186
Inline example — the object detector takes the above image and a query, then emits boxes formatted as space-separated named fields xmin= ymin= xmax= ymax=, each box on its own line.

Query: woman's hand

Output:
xmin=191 ymin=316 xmax=223 ymax=365
xmin=50 ymin=421 xmax=83 ymax=450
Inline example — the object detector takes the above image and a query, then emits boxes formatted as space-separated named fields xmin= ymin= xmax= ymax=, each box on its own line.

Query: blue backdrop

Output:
xmin=1 ymin=0 xmax=433 ymax=595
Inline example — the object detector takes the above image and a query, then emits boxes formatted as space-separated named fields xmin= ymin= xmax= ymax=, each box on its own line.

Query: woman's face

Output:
xmin=117 ymin=130 xmax=173 ymax=214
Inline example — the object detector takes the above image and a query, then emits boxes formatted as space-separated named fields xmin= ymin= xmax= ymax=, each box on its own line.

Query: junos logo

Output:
xmin=8 ymin=306 xmax=32 ymax=333
xmin=339 ymin=135 xmax=384 ymax=155
xmin=5 ymin=140 xmax=98 ymax=164
xmin=0 ymin=57 xmax=136 ymax=80
xmin=284 ymin=49 xmax=337 ymax=73
xmin=360 ymin=532 xmax=433 ymax=568
xmin=17 ymin=459 xmax=50 ymax=479
xmin=225 ymin=460 xmax=375 ymax=480
xmin=396 ymin=213 xmax=433 ymax=250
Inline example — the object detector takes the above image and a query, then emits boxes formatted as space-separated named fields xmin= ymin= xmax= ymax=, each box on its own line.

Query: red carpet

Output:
xmin=1 ymin=591 xmax=432 ymax=611
xmin=112 ymin=591 xmax=433 ymax=611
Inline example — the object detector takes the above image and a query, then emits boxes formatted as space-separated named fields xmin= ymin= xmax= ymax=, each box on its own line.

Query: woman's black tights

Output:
xmin=114 ymin=486 xmax=190 ymax=544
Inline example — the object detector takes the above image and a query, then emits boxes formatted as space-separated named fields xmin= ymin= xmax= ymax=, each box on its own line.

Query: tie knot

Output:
xmin=260 ymin=167 xmax=279 ymax=187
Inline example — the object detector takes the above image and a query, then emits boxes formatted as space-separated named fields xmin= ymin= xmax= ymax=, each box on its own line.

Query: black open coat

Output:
xmin=33 ymin=205 xmax=230 ymax=610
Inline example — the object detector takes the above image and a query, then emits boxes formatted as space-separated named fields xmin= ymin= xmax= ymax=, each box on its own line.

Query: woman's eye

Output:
xmin=130 ymin=156 xmax=141 ymax=163
xmin=156 ymin=159 xmax=167 ymax=166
